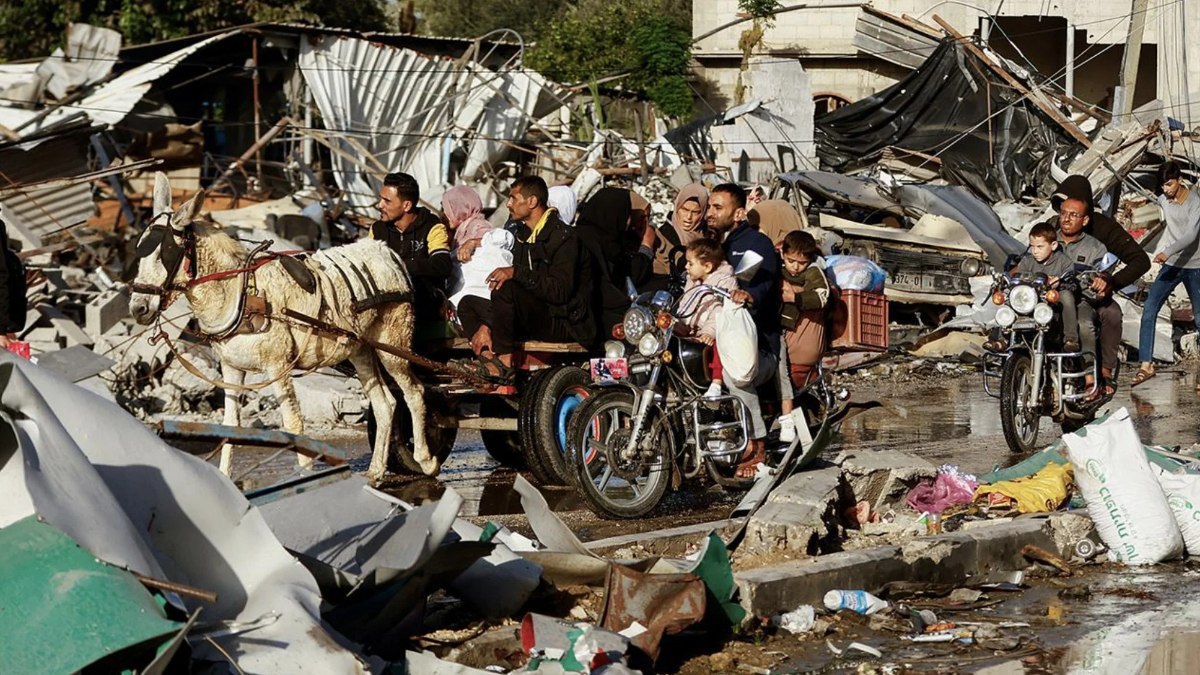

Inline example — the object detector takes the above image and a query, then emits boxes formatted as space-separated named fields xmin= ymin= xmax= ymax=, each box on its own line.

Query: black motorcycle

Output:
xmin=564 ymin=284 xmax=848 ymax=518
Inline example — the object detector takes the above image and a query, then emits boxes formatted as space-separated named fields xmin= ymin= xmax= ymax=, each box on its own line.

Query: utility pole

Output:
xmin=1114 ymin=0 xmax=1149 ymax=122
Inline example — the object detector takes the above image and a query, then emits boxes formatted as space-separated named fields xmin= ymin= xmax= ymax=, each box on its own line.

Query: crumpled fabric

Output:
xmin=906 ymin=465 xmax=979 ymax=515
xmin=974 ymin=462 xmax=1075 ymax=514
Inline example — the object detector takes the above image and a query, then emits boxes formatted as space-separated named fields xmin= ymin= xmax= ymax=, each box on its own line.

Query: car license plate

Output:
xmin=590 ymin=358 xmax=628 ymax=383
xmin=892 ymin=272 xmax=936 ymax=290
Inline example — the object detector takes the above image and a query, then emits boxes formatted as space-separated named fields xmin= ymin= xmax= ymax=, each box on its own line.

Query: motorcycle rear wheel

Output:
xmin=565 ymin=388 xmax=671 ymax=519
xmin=1000 ymin=353 xmax=1041 ymax=453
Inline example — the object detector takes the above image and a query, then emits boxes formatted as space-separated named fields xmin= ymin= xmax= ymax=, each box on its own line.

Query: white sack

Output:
xmin=1062 ymin=408 xmax=1183 ymax=564
xmin=715 ymin=299 xmax=758 ymax=387
xmin=1150 ymin=465 xmax=1200 ymax=555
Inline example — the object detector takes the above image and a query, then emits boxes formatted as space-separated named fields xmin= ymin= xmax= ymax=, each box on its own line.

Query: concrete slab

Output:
xmin=736 ymin=516 xmax=1067 ymax=618
xmin=293 ymin=371 xmax=365 ymax=424
xmin=35 ymin=303 xmax=93 ymax=347
xmin=743 ymin=467 xmax=844 ymax=555
xmin=736 ymin=546 xmax=906 ymax=617
xmin=85 ymin=290 xmax=130 ymax=340
xmin=835 ymin=449 xmax=937 ymax=512
xmin=584 ymin=518 xmax=736 ymax=552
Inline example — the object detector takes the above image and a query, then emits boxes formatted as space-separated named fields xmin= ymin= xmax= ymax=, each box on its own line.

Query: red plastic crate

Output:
xmin=830 ymin=290 xmax=889 ymax=351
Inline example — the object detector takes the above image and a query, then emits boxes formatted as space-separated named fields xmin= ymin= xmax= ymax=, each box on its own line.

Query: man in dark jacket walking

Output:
xmin=370 ymin=172 xmax=451 ymax=320
xmin=1049 ymin=175 xmax=1150 ymax=392
xmin=457 ymin=176 xmax=595 ymax=382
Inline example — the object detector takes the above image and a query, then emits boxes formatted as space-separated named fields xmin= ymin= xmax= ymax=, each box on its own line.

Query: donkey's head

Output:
xmin=128 ymin=172 xmax=206 ymax=324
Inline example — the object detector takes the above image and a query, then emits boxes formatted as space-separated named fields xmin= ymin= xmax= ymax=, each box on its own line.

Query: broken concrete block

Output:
xmin=743 ymin=467 xmax=843 ymax=554
xmin=85 ymin=290 xmax=130 ymax=340
xmin=161 ymin=347 xmax=220 ymax=413
xmin=835 ymin=449 xmax=937 ymax=512
xmin=35 ymin=304 xmax=93 ymax=347
xmin=293 ymin=371 xmax=365 ymax=424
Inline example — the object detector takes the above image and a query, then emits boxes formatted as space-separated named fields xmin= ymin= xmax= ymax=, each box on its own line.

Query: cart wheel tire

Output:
xmin=518 ymin=369 xmax=559 ymax=485
xmin=367 ymin=387 xmax=458 ymax=476
xmin=527 ymin=366 xmax=593 ymax=485
xmin=480 ymin=398 xmax=523 ymax=467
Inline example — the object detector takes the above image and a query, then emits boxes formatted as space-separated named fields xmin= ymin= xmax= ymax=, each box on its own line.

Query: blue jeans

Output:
xmin=1138 ymin=264 xmax=1200 ymax=362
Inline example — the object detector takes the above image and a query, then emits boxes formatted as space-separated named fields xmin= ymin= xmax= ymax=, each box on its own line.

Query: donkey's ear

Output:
xmin=152 ymin=172 xmax=172 ymax=216
xmin=172 ymin=189 xmax=207 ymax=230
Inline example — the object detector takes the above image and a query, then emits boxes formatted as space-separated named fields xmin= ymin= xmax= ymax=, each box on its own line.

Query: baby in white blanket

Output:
xmin=449 ymin=228 xmax=515 ymax=308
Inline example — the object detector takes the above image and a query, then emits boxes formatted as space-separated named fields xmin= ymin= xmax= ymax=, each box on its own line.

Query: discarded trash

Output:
xmin=846 ymin=642 xmax=883 ymax=658
xmin=1074 ymin=539 xmax=1106 ymax=560
xmin=823 ymin=590 xmax=889 ymax=615
xmin=974 ymin=462 xmax=1074 ymax=514
xmin=1150 ymin=466 xmax=1200 ymax=555
xmin=775 ymin=606 xmax=816 ymax=634
xmin=1064 ymin=409 xmax=1184 ymax=564
xmin=520 ymin=613 xmax=631 ymax=673
xmin=1021 ymin=544 xmax=1073 ymax=576
xmin=906 ymin=465 xmax=978 ymax=515
xmin=947 ymin=588 xmax=984 ymax=604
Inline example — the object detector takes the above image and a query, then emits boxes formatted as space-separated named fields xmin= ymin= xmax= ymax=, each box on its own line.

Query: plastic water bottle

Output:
xmin=823 ymin=590 xmax=889 ymax=615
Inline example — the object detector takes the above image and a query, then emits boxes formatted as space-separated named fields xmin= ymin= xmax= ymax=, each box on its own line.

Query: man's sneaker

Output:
xmin=704 ymin=381 xmax=724 ymax=399
xmin=779 ymin=415 xmax=797 ymax=443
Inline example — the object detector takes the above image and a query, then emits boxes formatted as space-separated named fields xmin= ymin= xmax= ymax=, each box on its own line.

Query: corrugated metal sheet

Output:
xmin=0 ymin=130 xmax=94 ymax=245
xmin=299 ymin=35 xmax=550 ymax=212
xmin=0 ymin=30 xmax=240 ymax=137
xmin=853 ymin=6 xmax=940 ymax=71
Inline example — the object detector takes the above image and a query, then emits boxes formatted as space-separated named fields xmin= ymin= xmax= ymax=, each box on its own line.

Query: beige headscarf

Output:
xmin=749 ymin=199 xmax=806 ymax=246
xmin=654 ymin=183 xmax=709 ymax=275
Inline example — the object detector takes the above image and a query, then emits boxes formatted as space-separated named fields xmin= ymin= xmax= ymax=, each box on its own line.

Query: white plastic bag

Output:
xmin=1150 ymin=465 xmax=1200 ymax=554
xmin=1062 ymin=408 xmax=1183 ymax=564
xmin=715 ymin=299 xmax=758 ymax=387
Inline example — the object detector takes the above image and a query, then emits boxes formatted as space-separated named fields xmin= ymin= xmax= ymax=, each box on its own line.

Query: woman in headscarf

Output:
xmin=748 ymin=199 xmax=806 ymax=247
xmin=576 ymin=187 xmax=639 ymax=336
xmin=548 ymin=185 xmax=578 ymax=226
xmin=631 ymin=183 xmax=708 ymax=293
xmin=441 ymin=185 xmax=494 ymax=262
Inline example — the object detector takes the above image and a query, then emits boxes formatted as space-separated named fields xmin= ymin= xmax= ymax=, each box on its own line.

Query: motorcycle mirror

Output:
xmin=734 ymin=251 xmax=763 ymax=282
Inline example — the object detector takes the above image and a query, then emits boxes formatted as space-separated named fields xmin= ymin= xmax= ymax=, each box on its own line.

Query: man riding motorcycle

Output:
xmin=1048 ymin=175 xmax=1150 ymax=396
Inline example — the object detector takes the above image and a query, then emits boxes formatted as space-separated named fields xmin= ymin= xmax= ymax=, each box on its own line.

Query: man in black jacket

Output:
xmin=1049 ymin=175 xmax=1150 ymax=393
xmin=0 ymin=217 xmax=22 ymax=347
xmin=457 ymin=176 xmax=595 ymax=381
xmin=370 ymin=172 xmax=451 ymax=320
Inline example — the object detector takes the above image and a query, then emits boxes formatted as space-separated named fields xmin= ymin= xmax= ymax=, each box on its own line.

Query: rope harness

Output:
xmin=130 ymin=215 xmax=494 ymax=392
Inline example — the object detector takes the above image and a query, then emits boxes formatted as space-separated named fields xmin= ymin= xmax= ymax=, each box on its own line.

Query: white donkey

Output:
xmin=128 ymin=173 xmax=436 ymax=482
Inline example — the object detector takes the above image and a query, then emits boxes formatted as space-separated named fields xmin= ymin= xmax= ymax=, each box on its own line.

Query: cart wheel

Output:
xmin=526 ymin=365 xmax=592 ymax=485
xmin=518 ymin=369 xmax=560 ymax=485
xmin=480 ymin=397 xmax=523 ymax=467
xmin=367 ymin=387 xmax=458 ymax=476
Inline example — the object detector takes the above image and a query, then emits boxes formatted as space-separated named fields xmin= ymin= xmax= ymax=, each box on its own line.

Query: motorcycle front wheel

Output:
xmin=1000 ymin=352 xmax=1041 ymax=453
xmin=565 ymin=388 xmax=672 ymax=519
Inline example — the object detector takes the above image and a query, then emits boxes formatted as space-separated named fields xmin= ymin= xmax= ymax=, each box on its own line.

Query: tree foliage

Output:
xmin=412 ymin=0 xmax=565 ymax=41
xmin=738 ymin=0 xmax=783 ymax=23
xmin=524 ymin=0 xmax=694 ymax=120
xmin=0 ymin=0 xmax=389 ymax=62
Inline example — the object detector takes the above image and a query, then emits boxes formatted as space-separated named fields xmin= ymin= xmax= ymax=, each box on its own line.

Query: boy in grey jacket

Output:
xmin=1014 ymin=222 xmax=1080 ymax=352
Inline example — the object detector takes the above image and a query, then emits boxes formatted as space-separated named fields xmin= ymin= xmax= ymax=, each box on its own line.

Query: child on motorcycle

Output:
xmin=986 ymin=222 xmax=1080 ymax=352
xmin=777 ymin=230 xmax=832 ymax=442
xmin=676 ymin=238 xmax=740 ymax=398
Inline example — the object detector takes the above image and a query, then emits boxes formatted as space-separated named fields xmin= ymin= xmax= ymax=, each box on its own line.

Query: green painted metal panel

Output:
xmin=0 ymin=516 xmax=183 ymax=674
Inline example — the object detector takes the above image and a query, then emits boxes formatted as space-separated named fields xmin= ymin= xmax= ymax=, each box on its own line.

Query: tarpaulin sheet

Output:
xmin=816 ymin=39 xmax=1073 ymax=203
xmin=0 ymin=355 xmax=370 ymax=673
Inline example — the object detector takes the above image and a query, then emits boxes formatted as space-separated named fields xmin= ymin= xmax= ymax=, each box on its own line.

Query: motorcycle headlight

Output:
xmin=1009 ymin=285 xmax=1038 ymax=314
xmin=996 ymin=306 xmax=1017 ymax=327
xmin=604 ymin=340 xmax=627 ymax=358
xmin=622 ymin=307 xmax=654 ymax=344
xmin=960 ymin=258 xmax=983 ymax=277
xmin=1033 ymin=303 xmax=1054 ymax=326
xmin=637 ymin=332 xmax=662 ymax=357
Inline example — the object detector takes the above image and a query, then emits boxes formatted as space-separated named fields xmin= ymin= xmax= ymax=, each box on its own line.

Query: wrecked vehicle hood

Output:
xmin=895 ymin=183 xmax=1025 ymax=269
